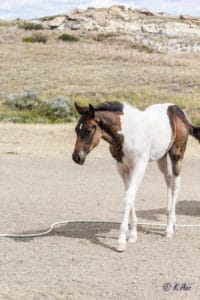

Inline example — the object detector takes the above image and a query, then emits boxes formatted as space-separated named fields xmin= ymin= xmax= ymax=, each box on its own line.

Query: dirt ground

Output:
xmin=0 ymin=123 xmax=200 ymax=299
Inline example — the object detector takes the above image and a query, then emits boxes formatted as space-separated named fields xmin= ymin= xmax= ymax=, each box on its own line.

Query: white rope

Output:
xmin=0 ymin=220 xmax=199 ymax=238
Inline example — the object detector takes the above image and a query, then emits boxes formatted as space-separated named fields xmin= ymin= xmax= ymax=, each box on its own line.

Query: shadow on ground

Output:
xmin=12 ymin=221 xmax=120 ymax=251
xmin=11 ymin=200 xmax=200 ymax=249
xmin=137 ymin=200 xmax=200 ymax=221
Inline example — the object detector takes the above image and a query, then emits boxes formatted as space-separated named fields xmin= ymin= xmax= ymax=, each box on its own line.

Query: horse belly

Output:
xmin=149 ymin=119 xmax=171 ymax=161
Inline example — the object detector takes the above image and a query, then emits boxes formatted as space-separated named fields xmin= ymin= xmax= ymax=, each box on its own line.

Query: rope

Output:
xmin=0 ymin=220 xmax=199 ymax=238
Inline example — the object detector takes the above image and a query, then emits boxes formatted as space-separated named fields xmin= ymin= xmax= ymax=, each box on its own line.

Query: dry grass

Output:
xmin=0 ymin=24 xmax=200 ymax=123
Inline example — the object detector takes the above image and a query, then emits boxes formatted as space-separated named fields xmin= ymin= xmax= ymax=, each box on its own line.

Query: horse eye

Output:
xmin=85 ymin=128 xmax=92 ymax=135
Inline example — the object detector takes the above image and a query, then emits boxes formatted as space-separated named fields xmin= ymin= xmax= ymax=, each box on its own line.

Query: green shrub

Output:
xmin=4 ymin=92 xmax=76 ymax=123
xmin=6 ymin=91 xmax=39 ymax=110
xmin=19 ymin=22 xmax=43 ymax=30
xmin=58 ymin=34 xmax=80 ymax=42
xmin=22 ymin=33 xmax=47 ymax=44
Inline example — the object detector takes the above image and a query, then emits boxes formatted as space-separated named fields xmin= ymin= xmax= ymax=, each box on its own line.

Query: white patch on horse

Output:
xmin=79 ymin=123 xmax=83 ymax=130
xmin=120 ymin=103 xmax=173 ymax=164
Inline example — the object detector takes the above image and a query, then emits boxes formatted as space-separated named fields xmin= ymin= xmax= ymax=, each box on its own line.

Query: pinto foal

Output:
xmin=72 ymin=102 xmax=200 ymax=252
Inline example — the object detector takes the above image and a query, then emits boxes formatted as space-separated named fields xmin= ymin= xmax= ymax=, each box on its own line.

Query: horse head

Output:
xmin=72 ymin=103 xmax=102 ymax=165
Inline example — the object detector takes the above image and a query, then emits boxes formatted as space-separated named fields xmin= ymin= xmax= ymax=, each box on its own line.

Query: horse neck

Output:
xmin=95 ymin=111 xmax=122 ymax=145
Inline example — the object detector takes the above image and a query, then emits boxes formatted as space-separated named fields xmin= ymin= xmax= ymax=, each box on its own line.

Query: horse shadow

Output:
xmin=50 ymin=221 xmax=120 ymax=251
xmin=137 ymin=200 xmax=200 ymax=221
xmin=12 ymin=200 xmax=200 ymax=249
xmin=11 ymin=221 xmax=120 ymax=251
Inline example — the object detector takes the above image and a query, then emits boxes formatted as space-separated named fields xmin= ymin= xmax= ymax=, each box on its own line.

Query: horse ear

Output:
xmin=88 ymin=104 xmax=95 ymax=119
xmin=75 ymin=102 xmax=85 ymax=115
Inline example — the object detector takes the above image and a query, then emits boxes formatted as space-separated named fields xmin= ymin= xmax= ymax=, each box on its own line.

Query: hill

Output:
xmin=0 ymin=6 xmax=200 ymax=124
xmin=32 ymin=5 xmax=200 ymax=53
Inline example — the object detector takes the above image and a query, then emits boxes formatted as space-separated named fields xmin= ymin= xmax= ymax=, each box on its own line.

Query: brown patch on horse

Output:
xmin=96 ymin=111 xmax=124 ymax=162
xmin=167 ymin=105 xmax=189 ymax=176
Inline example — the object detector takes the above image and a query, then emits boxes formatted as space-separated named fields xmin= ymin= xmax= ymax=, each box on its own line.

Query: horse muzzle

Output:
xmin=72 ymin=150 xmax=86 ymax=165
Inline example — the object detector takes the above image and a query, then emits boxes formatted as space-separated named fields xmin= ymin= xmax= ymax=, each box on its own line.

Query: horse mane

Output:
xmin=94 ymin=101 xmax=123 ymax=113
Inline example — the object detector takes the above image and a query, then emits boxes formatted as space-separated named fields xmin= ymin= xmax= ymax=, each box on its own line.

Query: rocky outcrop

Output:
xmin=47 ymin=16 xmax=66 ymax=29
xmin=32 ymin=6 xmax=200 ymax=52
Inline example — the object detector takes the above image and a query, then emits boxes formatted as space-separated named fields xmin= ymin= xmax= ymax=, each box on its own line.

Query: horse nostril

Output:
xmin=76 ymin=155 xmax=81 ymax=163
xmin=72 ymin=152 xmax=81 ymax=164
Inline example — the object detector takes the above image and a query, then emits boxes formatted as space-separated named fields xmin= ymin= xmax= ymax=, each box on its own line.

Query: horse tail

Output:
xmin=168 ymin=105 xmax=200 ymax=143
xmin=189 ymin=124 xmax=200 ymax=142
xmin=182 ymin=108 xmax=200 ymax=142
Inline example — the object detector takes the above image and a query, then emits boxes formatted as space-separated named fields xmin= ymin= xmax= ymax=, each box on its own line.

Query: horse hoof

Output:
xmin=128 ymin=236 xmax=137 ymax=243
xmin=116 ymin=243 xmax=126 ymax=252
xmin=165 ymin=232 xmax=173 ymax=238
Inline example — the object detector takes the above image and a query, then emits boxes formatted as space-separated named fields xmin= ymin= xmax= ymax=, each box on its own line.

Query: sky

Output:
xmin=0 ymin=0 xmax=200 ymax=20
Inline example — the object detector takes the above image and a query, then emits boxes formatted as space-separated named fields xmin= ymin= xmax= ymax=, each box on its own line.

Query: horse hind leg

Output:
xmin=157 ymin=155 xmax=173 ymax=218
xmin=157 ymin=154 xmax=180 ymax=238
xmin=165 ymin=145 xmax=185 ymax=237
xmin=166 ymin=174 xmax=181 ymax=237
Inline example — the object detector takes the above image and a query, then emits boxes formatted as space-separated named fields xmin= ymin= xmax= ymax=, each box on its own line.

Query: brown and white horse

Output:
xmin=72 ymin=101 xmax=200 ymax=252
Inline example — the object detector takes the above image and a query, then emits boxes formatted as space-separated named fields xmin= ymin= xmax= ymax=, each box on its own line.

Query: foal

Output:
xmin=72 ymin=102 xmax=200 ymax=252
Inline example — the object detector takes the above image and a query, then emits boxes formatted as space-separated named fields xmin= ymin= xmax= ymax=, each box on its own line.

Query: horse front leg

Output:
xmin=117 ymin=164 xmax=138 ymax=243
xmin=116 ymin=163 xmax=130 ymax=191
xmin=129 ymin=206 xmax=138 ymax=243
xmin=116 ymin=160 xmax=148 ymax=252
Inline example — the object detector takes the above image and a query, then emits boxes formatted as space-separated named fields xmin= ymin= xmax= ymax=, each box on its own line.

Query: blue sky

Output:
xmin=0 ymin=0 xmax=200 ymax=20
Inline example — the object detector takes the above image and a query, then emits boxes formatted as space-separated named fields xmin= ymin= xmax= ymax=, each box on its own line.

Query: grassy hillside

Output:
xmin=0 ymin=23 xmax=200 ymax=123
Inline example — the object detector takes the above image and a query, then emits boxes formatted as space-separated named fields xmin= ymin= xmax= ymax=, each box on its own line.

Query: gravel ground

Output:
xmin=0 ymin=124 xmax=199 ymax=299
